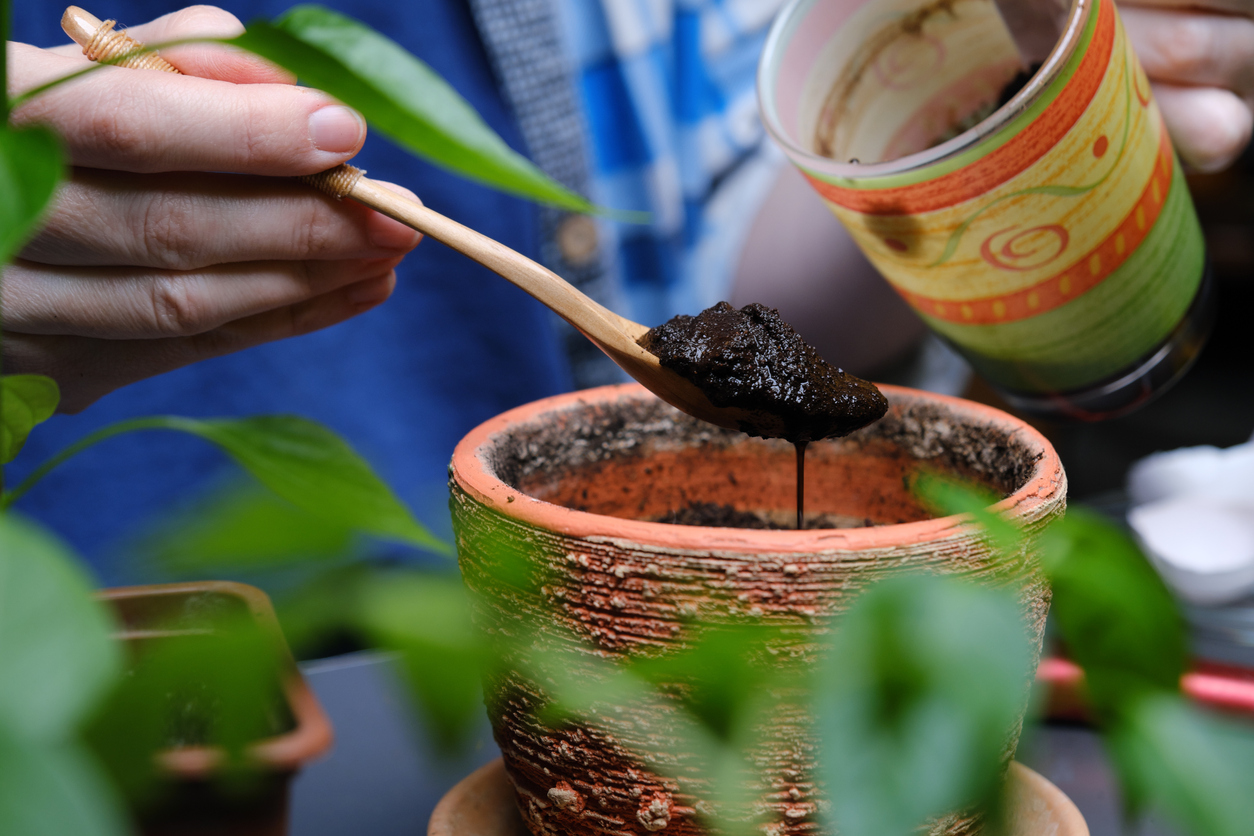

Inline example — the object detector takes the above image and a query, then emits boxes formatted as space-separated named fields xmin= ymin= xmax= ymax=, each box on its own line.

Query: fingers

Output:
xmin=1121 ymin=6 xmax=1254 ymax=93
xmin=1118 ymin=0 xmax=1254 ymax=21
xmin=1119 ymin=5 xmax=1254 ymax=169
xmin=3 ymin=271 xmax=396 ymax=414
xmin=3 ymin=255 xmax=405 ymax=339
xmin=10 ymin=42 xmax=365 ymax=175
xmin=23 ymin=171 xmax=422 ymax=269
xmin=1155 ymin=83 xmax=1254 ymax=171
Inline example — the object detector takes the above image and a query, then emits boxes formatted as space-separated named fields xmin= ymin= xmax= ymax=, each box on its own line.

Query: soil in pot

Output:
xmin=490 ymin=391 xmax=1036 ymax=531
xmin=655 ymin=501 xmax=874 ymax=530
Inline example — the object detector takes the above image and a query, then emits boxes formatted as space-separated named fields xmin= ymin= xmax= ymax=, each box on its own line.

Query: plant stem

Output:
xmin=0 ymin=415 xmax=202 ymax=509
xmin=7 ymin=65 xmax=102 ymax=111
xmin=6 ymin=37 xmax=210 ymax=112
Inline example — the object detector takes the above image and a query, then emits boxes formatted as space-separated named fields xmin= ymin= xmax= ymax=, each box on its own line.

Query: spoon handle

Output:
xmin=58 ymin=5 xmax=646 ymax=350
xmin=339 ymin=175 xmax=646 ymax=344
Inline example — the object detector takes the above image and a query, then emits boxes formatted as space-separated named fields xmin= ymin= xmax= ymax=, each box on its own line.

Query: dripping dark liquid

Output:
xmin=638 ymin=302 xmax=888 ymax=530
xmin=795 ymin=440 xmax=808 ymax=530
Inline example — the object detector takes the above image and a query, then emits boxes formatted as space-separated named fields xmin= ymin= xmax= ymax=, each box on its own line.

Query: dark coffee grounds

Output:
xmin=639 ymin=301 xmax=888 ymax=528
xmin=657 ymin=502 xmax=770 ymax=529
xmin=997 ymin=62 xmax=1043 ymax=109
xmin=638 ymin=302 xmax=887 ymax=445
xmin=655 ymin=501 xmax=875 ymax=530
xmin=926 ymin=62 xmax=1044 ymax=150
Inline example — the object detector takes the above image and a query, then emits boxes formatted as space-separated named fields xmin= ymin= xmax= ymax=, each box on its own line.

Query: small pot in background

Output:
xmin=96 ymin=581 xmax=333 ymax=836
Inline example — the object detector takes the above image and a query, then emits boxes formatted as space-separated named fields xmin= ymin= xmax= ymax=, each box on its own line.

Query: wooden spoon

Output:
xmin=59 ymin=6 xmax=773 ymax=436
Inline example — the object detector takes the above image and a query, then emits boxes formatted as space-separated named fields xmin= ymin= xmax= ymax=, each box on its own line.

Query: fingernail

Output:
xmin=346 ymin=273 xmax=395 ymax=308
xmin=309 ymin=105 xmax=365 ymax=153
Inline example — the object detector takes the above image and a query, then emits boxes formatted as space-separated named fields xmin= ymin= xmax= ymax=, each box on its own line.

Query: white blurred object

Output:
xmin=1128 ymin=497 xmax=1254 ymax=606
xmin=1127 ymin=437 xmax=1254 ymax=506
xmin=1126 ymin=435 xmax=1254 ymax=606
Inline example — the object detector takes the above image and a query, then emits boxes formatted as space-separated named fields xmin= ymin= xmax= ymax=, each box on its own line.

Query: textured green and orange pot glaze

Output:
xmin=760 ymin=0 xmax=1205 ymax=396
xmin=449 ymin=384 xmax=1067 ymax=836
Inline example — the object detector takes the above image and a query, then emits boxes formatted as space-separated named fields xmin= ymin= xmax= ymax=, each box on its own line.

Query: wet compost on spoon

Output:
xmin=639 ymin=301 xmax=888 ymax=528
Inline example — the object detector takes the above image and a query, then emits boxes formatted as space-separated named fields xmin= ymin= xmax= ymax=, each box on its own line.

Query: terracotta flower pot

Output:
xmin=449 ymin=383 xmax=1066 ymax=836
xmin=97 ymin=581 xmax=333 ymax=836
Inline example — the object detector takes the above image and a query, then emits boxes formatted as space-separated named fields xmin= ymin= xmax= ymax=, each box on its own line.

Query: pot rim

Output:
xmin=451 ymin=383 xmax=1064 ymax=555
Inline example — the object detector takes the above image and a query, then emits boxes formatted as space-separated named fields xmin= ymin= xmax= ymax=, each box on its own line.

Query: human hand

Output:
xmin=1121 ymin=0 xmax=1254 ymax=172
xmin=4 ymin=5 xmax=423 ymax=412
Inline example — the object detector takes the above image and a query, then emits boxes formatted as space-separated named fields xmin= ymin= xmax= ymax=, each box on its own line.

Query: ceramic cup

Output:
xmin=449 ymin=383 xmax=1066 ymax=836
xmin=758 ymin=0 xmax=1211 ymax=419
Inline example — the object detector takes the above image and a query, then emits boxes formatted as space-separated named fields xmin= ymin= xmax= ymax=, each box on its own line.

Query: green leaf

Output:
xmin=0 ymin=513 xmax=121 ymax=742
xmin=1107 ymin=694 xmax=1254 ymax=836
xmin=816 ymin=574 xmax=1034 ymax=836
xmin=1039 ymin=509 xmax=1186 ymax=716
xmin=232 ymin=6 xmax=601 ymax=215
xmin=354 ymin=572 xmax=486 ymax=750
xmin=272 ymin=563 xmax=371 ymax=660
xmin=164 ymin=415 xmax=450 ymax=554
xmin=526 ymin=625 xmax=768 ymax=836
xmin=1 ymin=375 xmax=60 ymax=464
xmin=131 ymin=478 xmax=358 ymax=574
xmin=912 ymin=471 xmax=1022 ymax=558
xmin=0 ymin=125 xmax=62 ymax=265
xmin=626 ymin=624 xmax=797 ymax=741
xmin=2 ymin=415 xmax=450 ymax=553
xmin=0 ymin=733 xmax=130 ymax=836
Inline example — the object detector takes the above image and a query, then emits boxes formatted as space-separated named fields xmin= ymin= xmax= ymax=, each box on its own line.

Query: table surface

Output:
xmin=290 ymin=652 xmax=1181 ymax=836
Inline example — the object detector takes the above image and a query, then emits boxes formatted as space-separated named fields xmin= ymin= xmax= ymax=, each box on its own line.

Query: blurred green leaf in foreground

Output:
xmin=84 ymin=610 xmax=286 ymax=806
xmin=0 ymin=513 xmax=120 ymax=741
xmin=0 ymin=124 xmax=61 ymax=266
xmin=816 ymin=574 xmax=1033 ymax=836
xmin=925 ymin=475 xmax=1254 ymax=836
xmin=355 ymin=572 xmax=488 ymax=752
xmin=0 ymin=513 xmax=128 ymax=836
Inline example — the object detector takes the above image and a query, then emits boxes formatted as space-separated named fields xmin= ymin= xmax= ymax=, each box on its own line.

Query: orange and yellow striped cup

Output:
xmin=759 ymin=0 xmax=1212 ymax=419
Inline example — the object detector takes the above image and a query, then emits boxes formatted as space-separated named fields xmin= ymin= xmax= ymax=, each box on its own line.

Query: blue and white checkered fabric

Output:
xmin=554 ymin=0 xmax=788 ymax=326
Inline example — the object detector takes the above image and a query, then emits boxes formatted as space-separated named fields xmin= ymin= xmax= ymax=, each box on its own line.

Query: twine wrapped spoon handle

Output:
xmin=57 ymin=6 xmax=759 ymax=434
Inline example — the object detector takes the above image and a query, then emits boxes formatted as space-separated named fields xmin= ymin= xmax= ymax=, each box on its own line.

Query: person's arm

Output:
xmin=4 ymin=6 xmax=423 ymax=412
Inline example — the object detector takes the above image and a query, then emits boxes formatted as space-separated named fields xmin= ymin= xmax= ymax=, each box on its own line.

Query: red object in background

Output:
xmin=1037 ymin=656 xmax=1254 ymax=721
